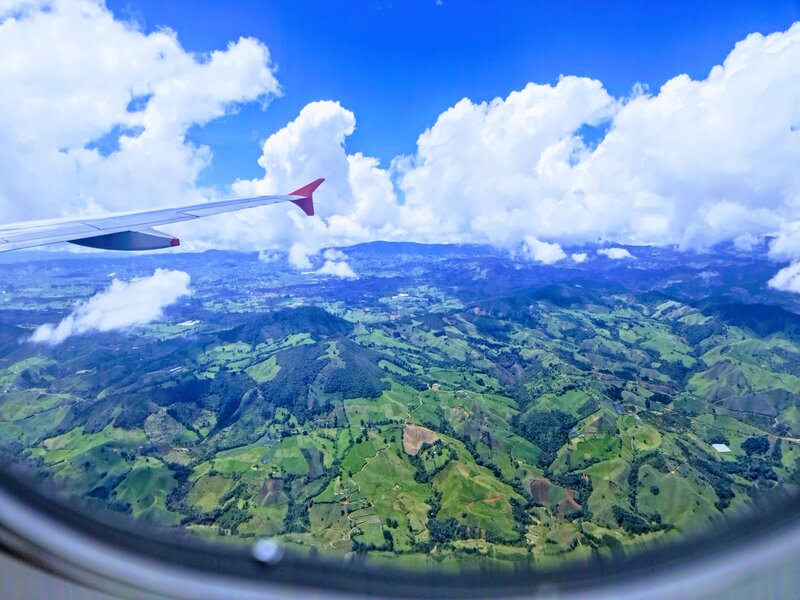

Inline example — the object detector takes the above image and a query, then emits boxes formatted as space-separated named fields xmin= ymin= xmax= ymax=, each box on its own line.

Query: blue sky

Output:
xmin=107 ymin=0 xmax=800 ymax=188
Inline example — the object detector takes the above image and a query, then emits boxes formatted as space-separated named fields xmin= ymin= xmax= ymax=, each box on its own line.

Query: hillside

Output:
xmin=1 ymin=243 xmax=799 ymax=568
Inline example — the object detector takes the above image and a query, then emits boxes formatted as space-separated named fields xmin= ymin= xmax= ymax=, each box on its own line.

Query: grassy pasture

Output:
xmin=433 ymin=460 xmax=521 ymax=541
xmin=114 ymin=457 xmax=179 ymax=524
xmin=187 ymin=475 xmax=234 ymax=513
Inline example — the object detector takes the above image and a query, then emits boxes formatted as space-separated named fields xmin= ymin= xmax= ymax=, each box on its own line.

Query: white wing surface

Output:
xmin=0 ymin=178 xmax=324 ymax=252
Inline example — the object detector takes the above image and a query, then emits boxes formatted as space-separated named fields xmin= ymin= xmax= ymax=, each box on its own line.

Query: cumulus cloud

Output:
xmin=598 ymin=247 xmax=634 ymax=260
xmin=315 ymin=260 xmax=357 ymax=279
xmin=571 ymin=252 xmax=588 ymax=264
xmin=396 ymin=77 xmax=618 ymax=250
xmin=219 ymin=22 xmax=800 ymax=274
xmin=30 ymin=269 xmax=191 ymax=344
xmin=0 ymin=0 xmax=279 ymax=225
xmin=195 ymin=100 xmax=402 ymax=268
xmin=313 ymin=249 xmax=357 ymax=278
xmin=767 ymin=263 xmax=800 ymax=293
xmin=393 ymin=25 xmax=800 ymax=258
xmin=519 ymin=237 xmax=566 ymax=264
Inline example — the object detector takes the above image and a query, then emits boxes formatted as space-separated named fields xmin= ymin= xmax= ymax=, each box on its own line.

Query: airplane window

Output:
xmin=1 ymin=2 xmax=800 ymax=599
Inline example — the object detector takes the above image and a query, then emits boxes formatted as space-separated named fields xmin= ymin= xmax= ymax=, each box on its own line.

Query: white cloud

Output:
xmin=571 ymin=252 xmax=588 ymax=264
xmin=519 ymin=237 xmax=566 ymax=264
xmin=0 ymin=0 xmax=279 ymax=225
xmin=312 ymin=249 xmax=357 ymax=278
xmin=389 ymin=23 xmax=800 ymax=271
xmin=768 ymin=262 xmax=800 ymax=293
xmin=598 ymin=247 xmax=634 ymax=260
xmin=217 ymin=22 xmax=800 ymax=277
xmin=315 ymin=260 xmax=357 ymax=279
xmin=194 ymin=100 xmax=402 ymax=268
xmin=396 ymin=77 xmax=617 ymax=249
xmin=30 ymin=268 xmax=191 ymax=344
xmin=322 ymin=249 xmax=348 ymax=261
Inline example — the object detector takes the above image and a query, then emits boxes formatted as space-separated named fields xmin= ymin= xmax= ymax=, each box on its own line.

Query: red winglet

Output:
xmin=289 ymin=178 xmax=324 ymax=216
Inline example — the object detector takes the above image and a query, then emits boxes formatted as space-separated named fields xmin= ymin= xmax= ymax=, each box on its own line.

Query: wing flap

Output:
xmin=0 ymin=230 xmax=110 ymax=253
xmin=0 ymin=222 xmax=99 ymax=243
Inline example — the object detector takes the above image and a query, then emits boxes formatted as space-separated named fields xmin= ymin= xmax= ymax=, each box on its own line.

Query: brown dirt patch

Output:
xmin=530 ymin=478 xmax=551 ymax=504
xmin=556 ymin=488 xmax=582 ymax=517
xmin=403 ymin=424 xmax=439 ymax=455
xmin=258 ymin=478 xmax=283 ymax=506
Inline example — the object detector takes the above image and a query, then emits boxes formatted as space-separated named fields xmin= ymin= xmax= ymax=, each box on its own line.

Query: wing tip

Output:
xmin=290 ymin=178 xmax=325 ymax=197
xmin=290 ymin=178 xmax=324 ymax=217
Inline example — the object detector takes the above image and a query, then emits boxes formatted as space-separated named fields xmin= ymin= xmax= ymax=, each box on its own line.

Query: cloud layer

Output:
xmin=31 ymin=268 xmax=191 ymax=344
xmin=4 ymin=2 xmax=800 ymax=284
xmin=202 ymin=23 xmax=800 ymax=275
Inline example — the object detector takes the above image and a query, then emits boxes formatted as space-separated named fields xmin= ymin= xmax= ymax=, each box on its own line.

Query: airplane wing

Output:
xmin=0 ymin=178 xmax=324 ymax=253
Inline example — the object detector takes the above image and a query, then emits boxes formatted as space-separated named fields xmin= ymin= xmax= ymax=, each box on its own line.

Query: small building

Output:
xmin=712 ymin=443 xmax=731 ymax=453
